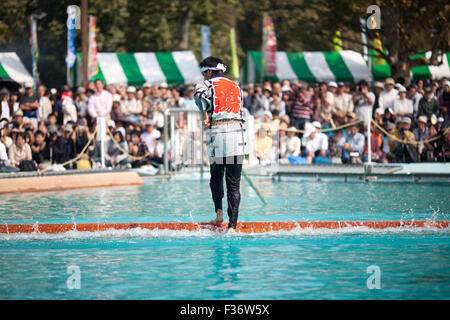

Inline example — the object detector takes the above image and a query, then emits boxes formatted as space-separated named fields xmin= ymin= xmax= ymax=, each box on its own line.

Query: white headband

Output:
xmin=200 ymin=63 xmax=227 ymax=73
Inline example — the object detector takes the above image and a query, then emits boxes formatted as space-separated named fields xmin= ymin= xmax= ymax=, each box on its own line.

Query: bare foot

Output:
xmin=210 ymin=209 xmax=224 ymax=226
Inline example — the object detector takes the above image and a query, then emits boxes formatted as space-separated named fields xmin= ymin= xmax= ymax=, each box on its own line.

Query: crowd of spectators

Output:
xmin=248 ymin=77 xmax=449 ymax=165
xmin=0 ymin=76 xmax=449 ymax=172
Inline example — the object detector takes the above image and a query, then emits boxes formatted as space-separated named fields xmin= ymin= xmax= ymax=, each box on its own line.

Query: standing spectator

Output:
xmin=75 ymin=87 xmax=89 ymax=119
xmin=393 ymin=86 xmax=413 ymax=120
xmin=372 ymin=81 xmax=384 ymax=113
xmin=338 ymin=124 xmax=365 ymax=164
xmin=269 ymin=91 xmax=286 ymax=117
xmin=62 ymin=90 xmax=77 ymax=124
xmin=438 ymin=80 xmax=450 ymax=120
xmin=378 ymin=78 xmax=398 ymax=112
xmin=313 ymin=82 xmax=335 ymax=127
xmin=19 ymin=82 xmax=40 ymax=129
xmin=37 ymin=85 xmax=52 ymax=122
xmin=88 ymin=79 xmax=113 ymax=121
xmin=353 ymin=80 xmax=375 ymax=123
xmin=291 ymin=83 xmax=313 ymax=131
xmin=407 ymin=84 xmax=423 ymax=118
xmin=418 ymin=86 xmax=440 ymax=120
xmin=121 ymin=86 xmax=142 ymax=124
xmin=333 ymin=82 xmax=354 ymax=126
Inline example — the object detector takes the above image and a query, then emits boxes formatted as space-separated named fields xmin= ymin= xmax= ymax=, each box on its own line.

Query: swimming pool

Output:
xmin=0 ymin=176 xmax=449 ymax=299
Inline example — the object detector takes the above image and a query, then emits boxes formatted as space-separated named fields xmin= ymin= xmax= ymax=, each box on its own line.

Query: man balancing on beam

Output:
xmin=194 ymin=56 xmax=249 ymax=232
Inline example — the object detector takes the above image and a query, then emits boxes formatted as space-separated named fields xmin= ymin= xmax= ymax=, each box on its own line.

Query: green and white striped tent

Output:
xmin=244 ymin=50 xmax=372 ymax=83
xmin=370 ymin=50 xmax=450 ymax=80
xmin=74 ymin=51 xmax=203 ymax=87
xmin=0 ymin=52 xmax=33 ymax=84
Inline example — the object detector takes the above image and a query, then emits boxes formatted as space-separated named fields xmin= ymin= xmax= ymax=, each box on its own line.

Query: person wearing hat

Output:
xmin=418 ymin=86 xmax=439 ymax=120
xmin=304 ymin=121 xmax=329 ymax=164
xmin=378 ymin=77 xmax=398 ymax=113
xmin=141 ymin=118 xmax=161 ymax=154
xmin=52 ymin=123 xmax=75 ymax=167
xmin=282 ymin=126 xmax=301 ymax=160
xmin=19 ymin=81 xmax=39 ymax=129
xmin=194 ymin=56 xmax=249 ymax=231
xmin=413 ymin=115 xmax=429 ymax=160
xmin=389 ymin=116 xmax=417 ymax=162
xmin=121 ymin=86 xmax=142 ymax=123
xmin=393 ymin=86 xmax=413 ymax=120
xmin=12 ymin=109 xmax=24 ymax=129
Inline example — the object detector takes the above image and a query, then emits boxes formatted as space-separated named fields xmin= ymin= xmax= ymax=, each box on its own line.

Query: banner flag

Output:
xmin=88 ymin=16 xmax=99 ymax=80
xmin=201 ymin=25 xmax=211 ymax=59
xmin=262 ymin=14 xmax=277 ymax=78
xmin=29 ymin=16 xmax=40 ymax=89
xmin=230 ymin=28 xmax=239 ymax=80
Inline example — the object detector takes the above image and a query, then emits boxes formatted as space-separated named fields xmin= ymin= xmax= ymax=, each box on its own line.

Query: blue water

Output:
xmin=0 ymin=177 xmax=449 ymax=299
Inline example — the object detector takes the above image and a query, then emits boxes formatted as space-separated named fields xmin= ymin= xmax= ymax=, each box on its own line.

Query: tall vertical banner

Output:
xmin=66 ymin=6 xmax=77 ymax=86
xmin=373 ymin=33 xmax=385 ymax=66
xmin=29 ymin=16 xmax=39 ymax=90
xmin=201 ymin=25 xmax=211 ymax=59
xmin=230 ymin=28 xmax=239 ymax=80
xmin=88 ymin=16 xmax=98 ymax=80
xmin=333 ymin=30 xmax=342 ymax=52
xmin=360 ymin=17 xmax=368 ymax=64
xmin=262 ymin=14 xmax=277 ymax=80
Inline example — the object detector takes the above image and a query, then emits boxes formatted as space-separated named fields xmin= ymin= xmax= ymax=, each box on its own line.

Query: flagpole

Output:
xmin=81 ymin=0 xmax=88 ymax=88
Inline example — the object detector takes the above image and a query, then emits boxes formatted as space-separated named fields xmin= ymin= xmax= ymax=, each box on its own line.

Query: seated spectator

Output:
xmin=53 ymin=124 xmax=75 ymax=167
xmin=382 ymin=108 xmax=395 ymax=129
xmin=337 ymin=124 xmax=365 ymax=164
xmin=12 ymin=109 xmax=24 ymax=129
xmin=129 ymin=130 xmax=151 ymax=168
xmin=8 ymin=132 xmax=33 ymax=168
xmin=329 ymin=130 xmax=344 ymax=164
xmin=418 ymin=86 xmax=440 ymax=120
xmin=278 ymin=122 xmax=288 ymax=160
xmin=303 ymin=121 xmax=329 ymax=164
xmin=141 ymin=119 xmax=161 ymax=152
xmin=105 ymin=127 xmax=130 ymax=168
xmin=254 ymin=124 xmax=273 ymax=165
xmin=284 ymin=126 xmax=301 ymax=158
xmin=31 ymin=130 xmax=52 ymax=169
xmin=363 ymin=122 xmax=384 ymax=163
xmin=388 ymin=117 xmax=418 ymax=163
xmin=413 ymin=116 xmax=430 ymax=161
xmin=393 ymin=86 xmax=413 ymax=120
xmin=0 ymin=129 xmax=19 ymax=172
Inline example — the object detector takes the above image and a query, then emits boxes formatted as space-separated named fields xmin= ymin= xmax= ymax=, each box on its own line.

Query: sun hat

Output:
xmin=400 ymin=117 xmax=411 ymax=124
xmin=374 ymin=81 xmax=384 ymax=88
xmin=127 ymin=86 xmax=136 ymax=93
xmin=312 ymin=121 xmax=322 ymax=129
xmin=159 ymin=82 xmax=168 ymax=89
xmin=328 ymin=81 xmax=337 ymax=88
xmin=385 ymin=78 xmax=395 ymax=85
xmin=417 ymin=115 xmax=427 ymax=123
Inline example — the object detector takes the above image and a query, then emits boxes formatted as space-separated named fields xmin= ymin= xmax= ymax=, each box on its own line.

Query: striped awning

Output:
xmin=74 ymin=51 xmax=203 ymax=87
xmin=0 ymin=52 xmax=33 ymax=84
xmin=244 ymin=50 xmax=372 ymax=83
xmin=371 ymin=50 xmax=450 ymax=80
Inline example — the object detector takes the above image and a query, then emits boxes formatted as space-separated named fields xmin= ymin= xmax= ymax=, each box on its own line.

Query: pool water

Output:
xmin=0 ymin=176 xmax=449 ymax=299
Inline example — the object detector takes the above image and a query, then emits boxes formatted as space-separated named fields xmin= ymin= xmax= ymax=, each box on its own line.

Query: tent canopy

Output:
xmin=371 ymin=50 xmax=450 ymax=80
xmin=74 ymin=51 xmax=203 ymax=87
xmin=244 ymin=50 xmax=372 ymax=84
xmin=0 ymin=52 xmax=33 ymax=84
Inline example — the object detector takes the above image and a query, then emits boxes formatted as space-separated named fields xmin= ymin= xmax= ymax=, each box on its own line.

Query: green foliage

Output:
xmin=0 ymin=0 xmax=447 ymax=86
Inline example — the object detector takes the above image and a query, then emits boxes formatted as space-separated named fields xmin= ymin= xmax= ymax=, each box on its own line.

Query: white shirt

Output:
xmin=63 ymin=97 xmax=78 ymax=124
xmin=1 ymin=101 xmax=10 ymax=120
xmin=378 ymin=88 xmax=398 ymax=112
xmin=88 ymin=90 xmax=113 ymax=118
xmin=0 ymin=141 xmax=8 ymax=161
xmin=393 ymin=98 xmax=413 ymax=115
xmin=306 ymin=132 xmax=329 ymax=152
xmin=141 ymin=129 xmax=161 ymax=152
xmin=285 ymin=135 xmax=301 ymax=156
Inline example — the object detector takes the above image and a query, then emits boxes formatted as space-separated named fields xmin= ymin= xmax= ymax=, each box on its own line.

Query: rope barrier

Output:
xmin=105 ymin=126 xmax=152 ymax=161
xmin=371 ymin=119 xmax=449 ymax=146
xmin=39 ymin=126 xmax=98 ymax=172
xmin=278 ymin=119 xmax=363 ymax=134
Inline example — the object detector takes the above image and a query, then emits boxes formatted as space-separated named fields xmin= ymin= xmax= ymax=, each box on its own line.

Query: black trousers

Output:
xmin=209 ymin=156 xmax=243 ymax=229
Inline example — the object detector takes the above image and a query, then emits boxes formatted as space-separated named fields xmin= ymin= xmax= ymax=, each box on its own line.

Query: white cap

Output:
xmin=437 ymin=117 xmax=444 ymax=123
xmin=374 ymin=81 xmax=384 ymax=88
xmin=328 ymin=81 xmax=337 ymax=88
xmin=312 ymin=121 xmax=322 ymax=129
xmin=107 ymin=120 xmax=116 ymax=127
xmin=24 ymin=81 xmax=34 ymax=88
xmin=50 ymin=88 xmax=57 ymax=95
xmin=113 ymin=94 xmax=121 ymax=102
xmin=418 ymin=115 xmax=427 ymax=123
xmin=127 ymin=86 xmax=136 ymax=93
xmin=375 ymin=108 xmax=384 ymax=115
xmin=159 ymin=82 xmax=168 ymax=88
xmin=264 ymin=111 xmax=273 ymax=119
xmin=398 ymin=86 xmax=407 ymax=93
